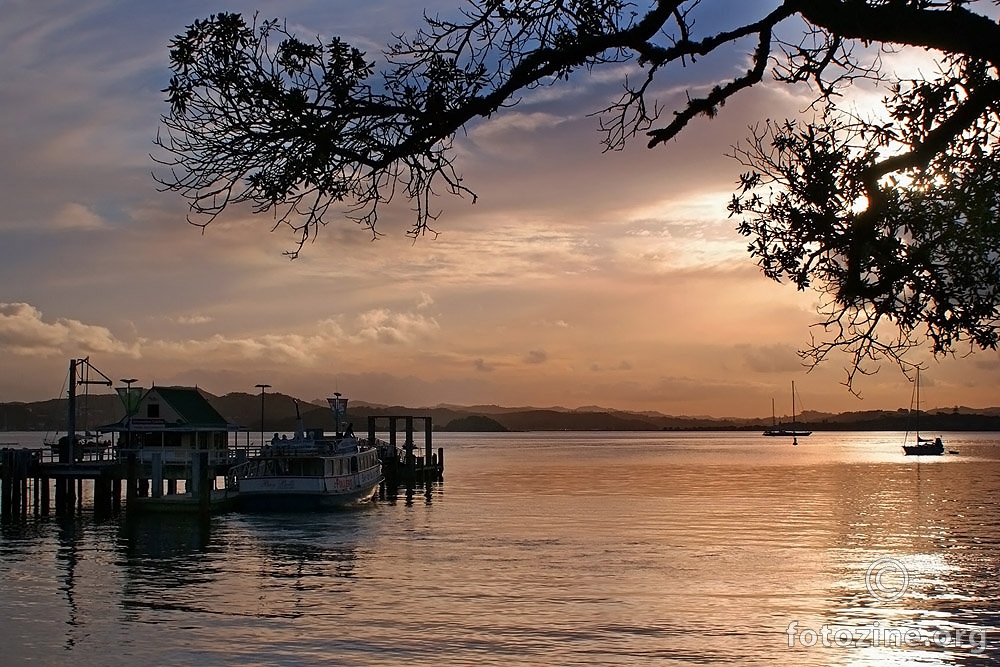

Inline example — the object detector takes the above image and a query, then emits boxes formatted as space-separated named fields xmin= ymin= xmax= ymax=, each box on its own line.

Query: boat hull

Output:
xmin=903 ymin=442 xmax=945 ymax=456
xmin=763 ymin=430 xmax=812 ymax=437
xmin=237 ymin=477 xmax=382 ymax=512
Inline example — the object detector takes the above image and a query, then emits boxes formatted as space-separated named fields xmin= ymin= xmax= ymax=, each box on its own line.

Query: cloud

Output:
xmin=0 ymin=302 xmax=137 ymax=357
xmin=416 ymin=292 xmax=435 ymax=309
xmin=51 ymin=202 xmax=107 ymax=230
xmin=172 ymin=314 xmax=214 ymax=325
xmin=524 ymin=349 xmax=548 ymax=365
xmin=353 ymin=309 xmax=440 ymax=345
xmin=737 ymin=344 xmax=807 ymax=374
xmin=144 ymin=332 xmax=328 ymax=366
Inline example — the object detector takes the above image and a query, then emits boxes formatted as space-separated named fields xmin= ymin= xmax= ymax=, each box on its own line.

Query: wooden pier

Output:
xmin=0 ymin=446 xmax=235 ymax=520
xmin=368 ymin=414 xmax=444 ymax=488
xmin=1 ymin=413 xmax=444 ymax=520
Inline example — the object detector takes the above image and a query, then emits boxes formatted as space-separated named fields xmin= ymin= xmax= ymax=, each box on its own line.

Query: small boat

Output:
xmin=904 ymin=437 xmax=945 ymax=456
xmin=227 ymin=394 xmax=384 ymax=511
xmin=46 ymin=432 xmax=112 ymax=455
xmin=763 ymin=381 xmax=812 ymax=437
xmin=902 ymin=368 xmax=944 ymax=456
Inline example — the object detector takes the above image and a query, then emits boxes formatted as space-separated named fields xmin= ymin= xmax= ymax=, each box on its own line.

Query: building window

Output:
xmin=147 ymin=403 xmax=160 ymax=418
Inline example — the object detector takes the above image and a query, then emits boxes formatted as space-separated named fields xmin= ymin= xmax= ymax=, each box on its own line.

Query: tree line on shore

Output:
xmin=3 ymin=391 xmax=999 ymax=433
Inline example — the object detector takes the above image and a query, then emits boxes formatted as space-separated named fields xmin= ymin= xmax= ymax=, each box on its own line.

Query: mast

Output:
xmin=67 ymin=359 xmax=76 ymax=464
xmin=64 ymin=357 xmax=112 ymax=463
xmin=791 ymin=381 xmax=796 ymax=427
xmin=327 ymin=392 xmax=348 ymax=436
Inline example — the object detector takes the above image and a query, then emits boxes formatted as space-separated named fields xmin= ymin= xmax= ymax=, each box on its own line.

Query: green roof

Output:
xmin=154 ymin=387 xmax=229 ymax=426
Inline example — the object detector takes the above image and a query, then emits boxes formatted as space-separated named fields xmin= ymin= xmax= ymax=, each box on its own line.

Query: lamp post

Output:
xmin=255 ymin=383 xmax=271 ymax=449
xmin=120 ymin=378 xmax=137 ymax=453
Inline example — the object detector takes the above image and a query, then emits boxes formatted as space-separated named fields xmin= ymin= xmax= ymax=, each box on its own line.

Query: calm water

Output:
xmin=1 ymin=431 xmax=998 ymax=666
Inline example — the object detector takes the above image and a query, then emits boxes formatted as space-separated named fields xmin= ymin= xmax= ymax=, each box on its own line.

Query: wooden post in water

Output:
xmin=424 ymin=418 xmax=432 ymax=471
xmin=94 ymin=475 xmax=110 ymax=518
xmin=404 ymin=416 xmax=415 ymax=471
xmin=54 ymin=478 xmax=65 ymax=516
xmin=66 ymin=474 xmax=76 ymax=513
xmin=125 ymin=450 xmax=137 ymax=512
xmin=21 ymin=478 xmax=31 ymax=515
xmin=9 ymin=473 xmax=19 ymax=519
xmin=151 ymin=453 xmax=163 ymax=498
xmin=112 ymin=475 xmax=121 ymax=513
xmin=199 ymin=451 xmax=211 ymax=513
xmin=1 ymin=450 xmax=11 ymax=520
xmin=190 ymin=451 xmax=201 ymax=499
xmin=40 ymin=476 xmax=50 ymax=515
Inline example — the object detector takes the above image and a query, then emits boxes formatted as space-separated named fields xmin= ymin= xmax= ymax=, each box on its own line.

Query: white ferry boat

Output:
xmin=227 ymin=394 xmax=383 ymax=511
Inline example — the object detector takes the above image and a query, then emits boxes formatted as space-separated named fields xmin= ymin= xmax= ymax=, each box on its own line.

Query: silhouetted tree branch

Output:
xmin=154 ymin=1 xmax=1000 ymax=392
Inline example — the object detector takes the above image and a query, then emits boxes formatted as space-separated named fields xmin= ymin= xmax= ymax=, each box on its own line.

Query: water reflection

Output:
xmin=819 ymin=455 xmax=1000 ymax=664
xmin=1 ymin=432 xmax=998 ymax=666
xmin=380 ymin=479 xmax=441 ymax=506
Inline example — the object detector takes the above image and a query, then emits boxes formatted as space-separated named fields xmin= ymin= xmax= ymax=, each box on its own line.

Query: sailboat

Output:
xmin=902 ymin=368 xmax=944 ymax=456
xmin=763 ymin=381 xmax=812 ymax=437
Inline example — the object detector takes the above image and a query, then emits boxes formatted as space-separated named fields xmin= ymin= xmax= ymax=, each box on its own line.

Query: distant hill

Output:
xmin=439 ymin=415 xmax=508 ymax=432
xmin=2 ymin=390 xmax=999 ymax=432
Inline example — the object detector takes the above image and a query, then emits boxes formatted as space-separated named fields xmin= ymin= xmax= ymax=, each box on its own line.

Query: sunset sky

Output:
xmin=1 ymin=1 xmax=997 ymax=418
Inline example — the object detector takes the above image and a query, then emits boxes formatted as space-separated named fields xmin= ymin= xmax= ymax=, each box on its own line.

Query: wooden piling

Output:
xmin=40 ymin=477 xmax=50 ymax=515
xmin=424 ymin=419 xmax=433 ymax=469
xmin=22 ymin=476 xmax=31 ymax=516
xmin=1 ymin=450 xmax=12 ymax=520
xmin=126 ymin=451 xmax=137 ymax=512
xmin=66 ymin=473 xmax=76 ymax=513
xmin=199 ymin=452 xmax=211 ymax=514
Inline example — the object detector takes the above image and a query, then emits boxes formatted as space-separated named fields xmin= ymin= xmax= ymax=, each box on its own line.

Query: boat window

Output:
xmin=351 ymin=456 xmax=358 ymax=473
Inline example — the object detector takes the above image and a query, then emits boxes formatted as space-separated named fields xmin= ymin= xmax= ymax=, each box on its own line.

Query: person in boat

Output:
xmin=935 ymin=437 xmax=943 ymax=446
xmin=271 ymin=432 xmax=280 ymax=445
xmin=345 ymin=423 xmax=355 ymax=438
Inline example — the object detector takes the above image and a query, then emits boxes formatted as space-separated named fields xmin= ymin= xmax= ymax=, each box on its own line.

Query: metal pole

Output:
xmin=255 ymin=383 xmax=271 ymax=449
xmin=120 ymin=378 xmax=137 ymax=455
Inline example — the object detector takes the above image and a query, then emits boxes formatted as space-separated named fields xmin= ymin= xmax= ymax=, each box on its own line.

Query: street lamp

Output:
xmin=255 ymin=383 xmax=271 ymax=449
xmin=120 ymin=378 xmax=138 ymax=453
